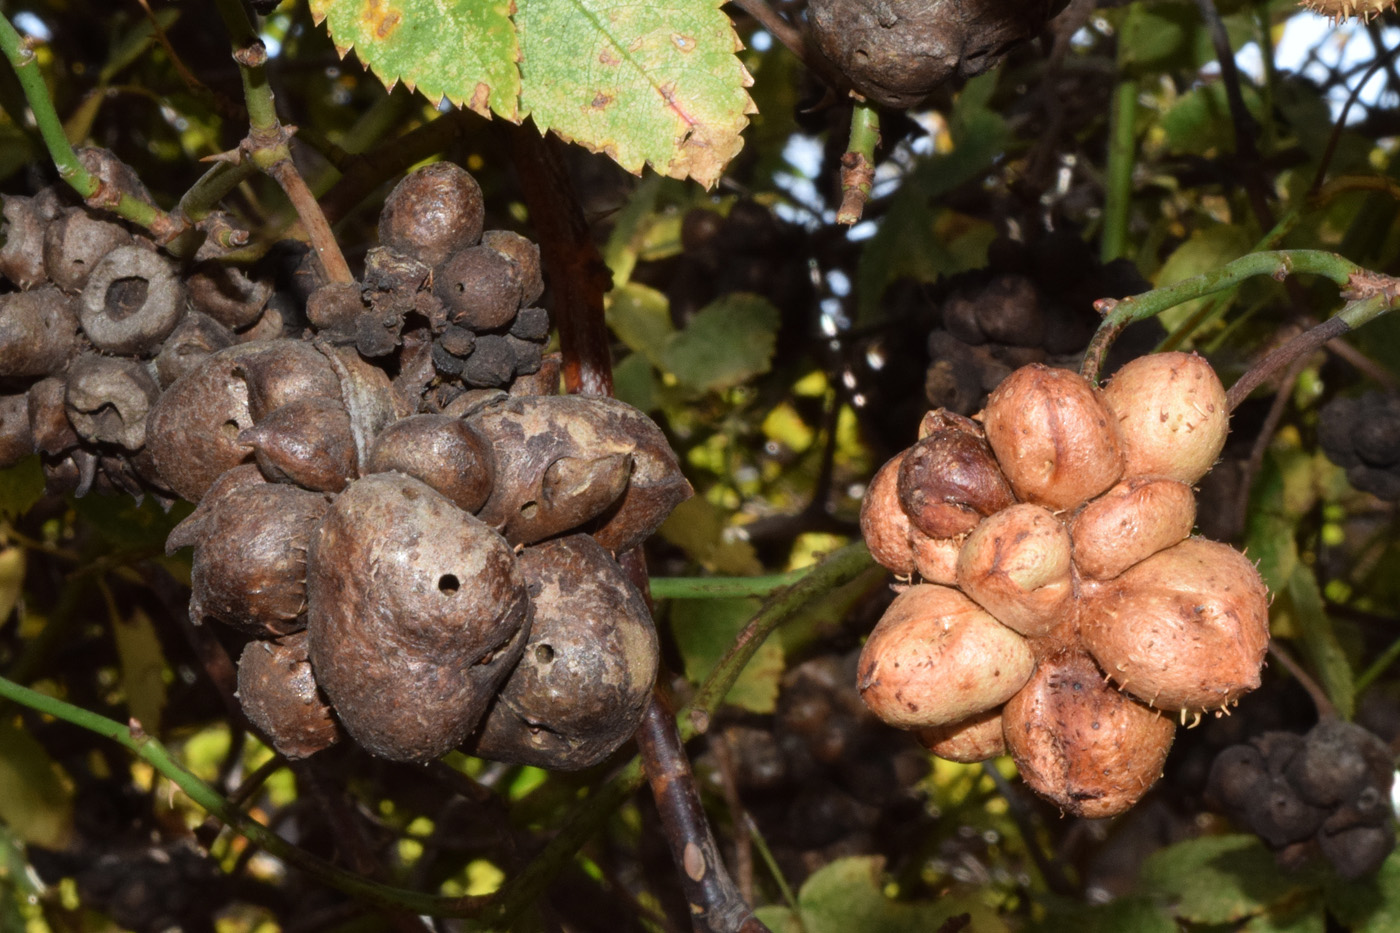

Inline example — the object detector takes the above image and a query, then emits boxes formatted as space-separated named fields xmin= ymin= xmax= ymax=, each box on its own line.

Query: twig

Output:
xmin=837 ymin=102 xmax=879 ymax=225
xmin=651 ymin=568 xmax=812 ymax=600
xmin=1226 ymin=315 xmax=1351 ymax=411
xmin=0 ymin=674 xmax=488 ymax=918
xmin=1229 ymin=349 xmax=1309 ymax=545
xmin=980 ymin=762 xmax=1076 ymax=896
xmin=682 ymin=542 xmax=875 ymax=739
xmin=212 ymin=0 xmax=352 ymax=285
xmin=0 ymin=13 xmax=182 ymax=241
xmin=1080 ymin=249 xmax=1364 ymax=384
xmin=636 ymin=691 xmax=770 ymax=933
xmin=707 ymin=732 xmax=754 ymax=905
xmin=505 ymin=122 xmax=615 ymax=396
xmin=1267 ymin=642 xmax=1337 ymax=722
xmin=1194 ymin=0 xmax=1275 ymax=229
xmin=1309 ymin=42 xmax=1400 ymax=195
xmin=728 ymin=0 xmax=806 ymax=66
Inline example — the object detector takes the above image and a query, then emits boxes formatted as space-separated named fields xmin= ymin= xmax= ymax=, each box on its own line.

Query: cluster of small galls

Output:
xmin=0 ymin=155 xmax=691 ymax=770
xmin=860 ymin=352 xmax=1271 ymax=818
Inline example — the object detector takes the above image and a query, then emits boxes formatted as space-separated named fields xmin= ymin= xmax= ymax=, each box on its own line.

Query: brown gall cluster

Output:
xmin=0 ymin=158 xmax=688 ymax=771
xmin=859 ymin=352 xmax=1270 ymax=818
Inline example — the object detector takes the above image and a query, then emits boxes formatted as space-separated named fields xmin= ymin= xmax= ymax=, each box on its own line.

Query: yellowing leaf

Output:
xmin=0 ymin=548 xmax=24 ymax=626
xmin=516 ymin=0 xmax=755 ymax=186
xmin=111 ymin=606 xmax=169 ymax=736
xmin=309 ymin=0 xmax=521 ymax=118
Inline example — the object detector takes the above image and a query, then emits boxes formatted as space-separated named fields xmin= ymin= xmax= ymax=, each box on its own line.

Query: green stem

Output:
xmin=837 ymin=101 xmax=880 ymax=226
xmin=0 ymin=14 xmax=180 ymax=241
xmin=0 ymin=675 xmax=486 ymax=919
xmin=212 ymin=0 xmax=352 ymax=284
xmin=681 ymin=541 xmax=875 ymax=739
xmin=649 ymin=567 xmax=812 ymax=600
xmin=1080 ymin=249 xmax=1365 ymax=383
xmin=1101 ymin=77 xmax=1138 ymax=264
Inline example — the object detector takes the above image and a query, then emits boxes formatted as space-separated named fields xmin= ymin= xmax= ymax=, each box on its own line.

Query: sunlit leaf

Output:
xmin=111 ymin=606 xmax=169 ymax=736
xmin=662 ymin=292 xmax=779 ymax=394
xmin=1140 ymin=835 xmax=1322 ymax=925
xmin=669 ymin=596 xmax=781 ymax=713
xmin=516 ymin=0 xmax=755 ymax=186
xmin=756 ymin=856 xmax=1008 ymax=933
xmin=309 ymin=0 xmax=521 ymax=118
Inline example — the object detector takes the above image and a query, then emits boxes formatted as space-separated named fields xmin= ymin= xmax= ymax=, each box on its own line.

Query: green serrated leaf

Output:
xmin=310 ymin=0 xmax=520 ymax=118
xmin=607 ymin=281 xmax=675 ymax=370
xmin=516 ymin=0 xmax=754 ymax=187
xmin=1140 ymin=835 xmax=1321 ymax=926
xmin=0 ymin=458 xmax=45 ymax=523
xmin=0 ymin=719 xmax=74 ymax=849
xmin=662 ymin=293 xmax=779 ymax=394
xmin=669 ymin=596 xmax=781 ymax=713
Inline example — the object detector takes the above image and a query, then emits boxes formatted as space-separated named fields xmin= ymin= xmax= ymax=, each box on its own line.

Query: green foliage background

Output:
xmin=1 ymin=0 xmax=1400 ymax=930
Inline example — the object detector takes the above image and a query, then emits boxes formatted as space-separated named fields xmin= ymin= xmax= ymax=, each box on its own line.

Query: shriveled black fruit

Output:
xmin=1286 ymin=720 xmax=1394 ymax=809
xmin=1320 ymin=822 xmax=1395 ymax=881
xmin=168 ymin=481 xmax=328 ymax=637
xmin=467 ymin=394 xmax=692 ymax=550
xmin=462 ymin=334 xmax=518 ymax=388
xmin=186 ymin=260 xmax=272 ymax=331
xmin=807 ymin=0 xmax=1064 ymax=109
xmin=1245 ymin=777 xmax=1327 ymax=848
xmin=240 ymin=397 xmax=357 ymax=493
xmin=43 ymin=207 xmax=132 ymax=293
xmin=79 ymin=245 xmax=186 ymax=355
xmin=365 ymin=413 xmax=495 ymax=514
xmin=0 ymin=286 xmax=80 ymax=378
xmin=65 ymin=354 xmax=159 ymax=451
xmin=306 ymin=473 xmax=530 ymax=762
xmin=1206 ymin=743 xmax=1268 ymax=815
xmin=509 ymin=306 xmax=551 ymax=342
xmin=434 ymin=246 xmax=523 ymax=332
xmin=972 ymin=274 xmax=1043 ymax=347
xmin=481 ymin=230 xmax=545 ymax=306
xmin=378 ymin=162 xmax=484 ymax=267
xmin=464 ymin=535 xmax=658 ymax=770
xmin=237 ymin=632 xmax=341 ymax=759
